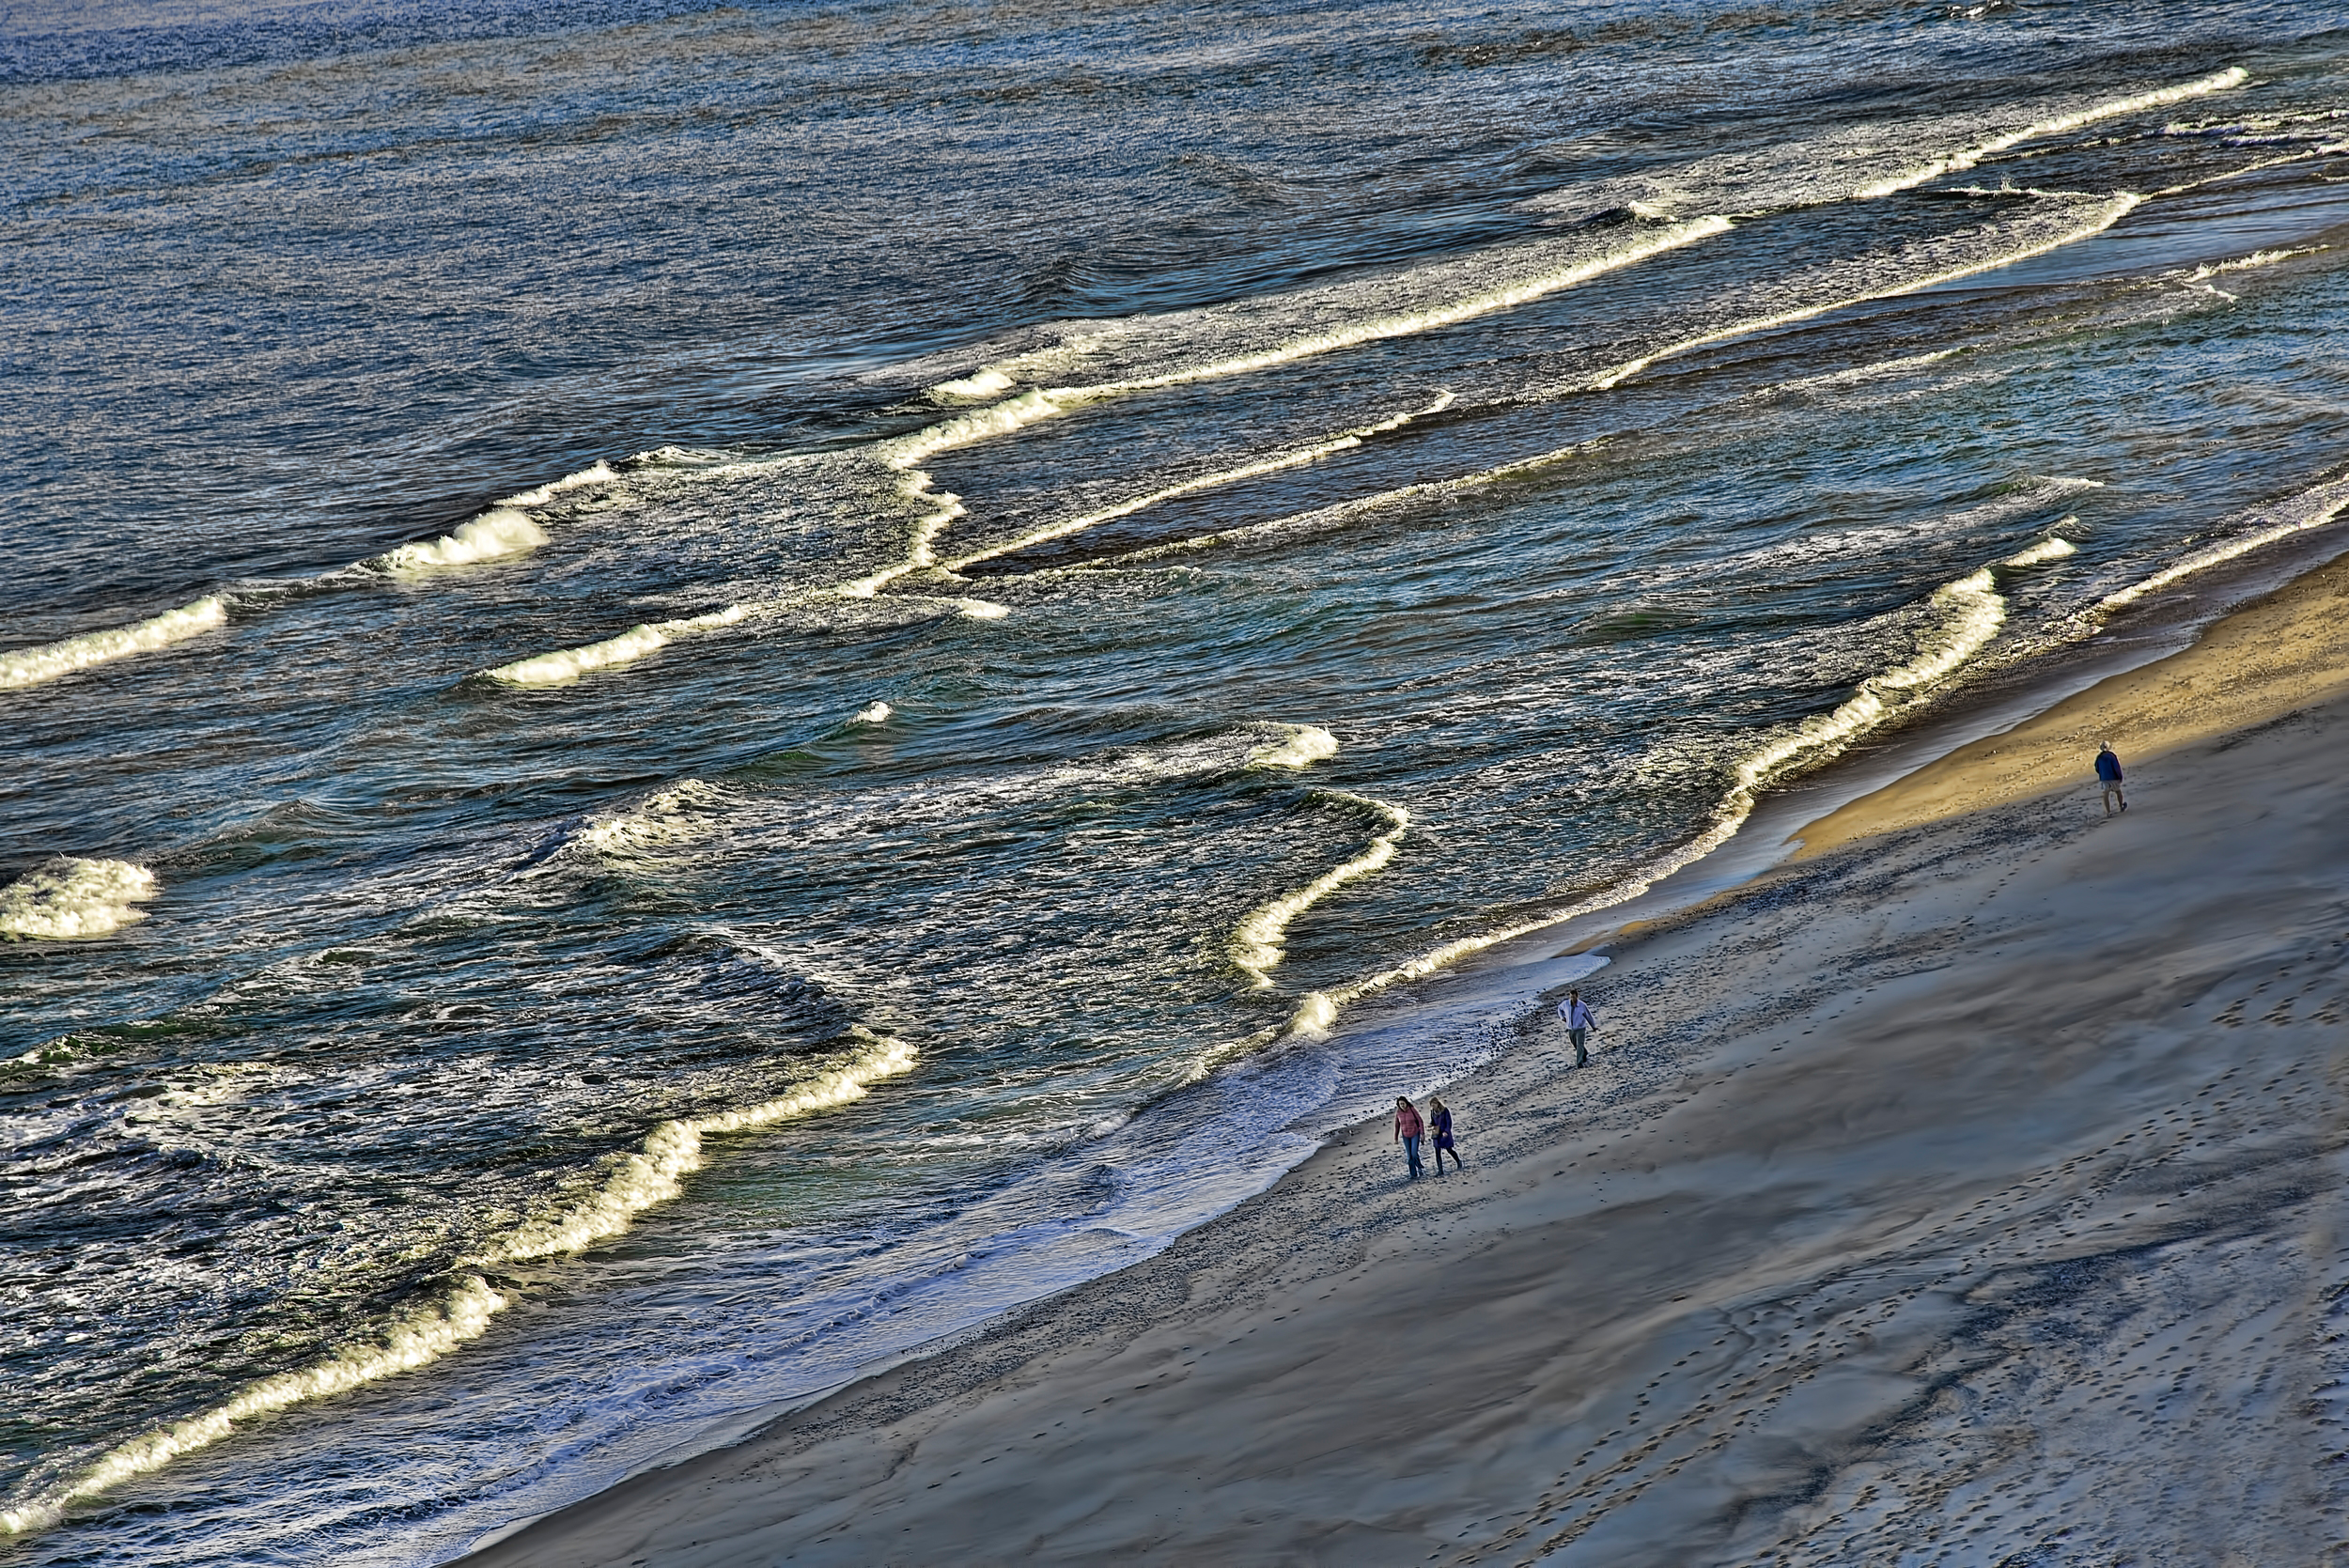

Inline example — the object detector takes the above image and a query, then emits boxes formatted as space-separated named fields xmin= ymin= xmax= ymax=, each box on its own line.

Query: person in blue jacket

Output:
xmin=2095 ymin=741 xmax=2126 ymax=815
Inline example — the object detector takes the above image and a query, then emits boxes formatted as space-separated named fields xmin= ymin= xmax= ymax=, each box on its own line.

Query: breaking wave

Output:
xmin=1230 ymin=792 xmax=1409 ymax=988
xmin=0 ymin=859 xmax=161 ymax=940
xmin=0 ymin=599 xmax=227 ymax=691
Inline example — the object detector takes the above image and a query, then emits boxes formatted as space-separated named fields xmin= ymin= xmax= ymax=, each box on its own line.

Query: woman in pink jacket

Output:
xmin=1393 ymin=1096 xmax=1425 ymax=1180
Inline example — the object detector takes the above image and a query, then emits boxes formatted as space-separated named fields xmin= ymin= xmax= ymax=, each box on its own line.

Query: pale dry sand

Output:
xmin=469 ymin=572 xmax=2349 ymax=1568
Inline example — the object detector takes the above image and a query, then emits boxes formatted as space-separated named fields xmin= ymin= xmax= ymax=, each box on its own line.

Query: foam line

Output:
xmin=938 ymin=396 xmax=1454 ymax=575
xmin=0 ymin=858 xmax=160 ymax=940
xmin=1196 ymin=543 xmax=2046 ymax=1067
xmin=0 ymin=1278 xmax=510 ymax=1536
xmin=1590 ymin=194 xmax=2143 ymax=391
xmin=485 ymin=605 xmax=750 ymax=687
xmin=0 ymin=598 xmax=228 ymax=691
xmin=1231 ymin=792 xmax=1409 ymax=988
xmin=483 ymin=1026 xmax=918 ymax=1263
xmin=2097 ymin=473 xmax=2349 ymax=612
xmin=1850 ymin=67 xmax=2248 ymax=199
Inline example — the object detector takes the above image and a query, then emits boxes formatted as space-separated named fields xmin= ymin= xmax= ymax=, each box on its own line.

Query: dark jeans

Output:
xmin=1403 ymin=1135 xmax=1423 ymax=1178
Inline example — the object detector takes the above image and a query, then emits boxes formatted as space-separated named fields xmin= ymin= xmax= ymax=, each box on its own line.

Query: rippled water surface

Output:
xmin=7 ymin=0 xmax=2349 ymax=1560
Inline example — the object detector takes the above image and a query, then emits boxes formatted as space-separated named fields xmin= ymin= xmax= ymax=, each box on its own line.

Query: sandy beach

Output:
xmin=467 ymin=557 xmax=2349 ymax=1567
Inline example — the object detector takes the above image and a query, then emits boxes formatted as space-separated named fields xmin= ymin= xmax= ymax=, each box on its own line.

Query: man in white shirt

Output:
xmin=1558 ymin=987 xmax=1595 ymax=1067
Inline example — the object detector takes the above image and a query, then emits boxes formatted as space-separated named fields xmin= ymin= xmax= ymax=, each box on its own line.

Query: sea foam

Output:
xmin=1230 ymin=792 xmax=1409 ymax=988
xmin=0 ymin=1277 xmax=509 ymax=1537
xmin=0 ymin=859 xmax=160 ymax=940
xmin=0 ymin=598 xmax=227 ymax=691
xmin=483 ymin=1026 xmax=917 ymax=1264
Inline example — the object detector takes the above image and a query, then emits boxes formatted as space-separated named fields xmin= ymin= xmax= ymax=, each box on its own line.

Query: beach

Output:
xmin=469 ymin=551 xmax=2349 ymax=1566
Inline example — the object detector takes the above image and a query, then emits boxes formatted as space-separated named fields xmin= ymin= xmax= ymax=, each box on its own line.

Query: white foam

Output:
xmin=2183 ymin=244 xmax=2327 ymax=283
xmin=0 ymin=859 xmax=160 ymax=941
xmin=1849 ymin=68 xmax=2248 ymax=200
xmin=577 ymin=780 xmax=734 ymax=862
xmin=0 ymin=1276 xmax=509 ymax=1537
xmin=940 ymin=395 xmax=1454 ymax=576
xmin=1590 ymin=194 xmax=2143 ymax=391
xmin=2098 ymin=473 xmax=2349 ymax=612
xmin=1248 ymin=725 xmax=1339 ymax=768
xmin=0 ymin=598 xmax=228 ymax=691
xmin=485 ymin=1026 xmax=918 ymax=1264
xmin=498 ymin=460 xmax=620 ymax=508
xmin=378 ymin=509 xmax=548 ymax=572
xmin=1231 ymin=792 xmax=1409 ymax=988
xmin=855 ymin=701 xmax=893 ymax=723
xmin=955 ymin=598 xmax=1011 ymax=620
xmin=2001 ymin=533 xmax=2078 ymax=569
xmin=485 ymin=605 xmax=750 ymax=687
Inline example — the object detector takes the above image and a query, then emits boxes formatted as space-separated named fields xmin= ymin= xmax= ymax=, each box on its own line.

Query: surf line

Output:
xmin=0 ymin=1026 xmax=917 ymax=1541
xmin=0 ymin=463 xmax=622 ymax=693
xmin=482 ymin=396 xmax=1455 ymax=686
xmin=1185 ymin=534 xmax=2081 ymax=1079
xmin=1231 ymin=791 xmax=1412 ymax=989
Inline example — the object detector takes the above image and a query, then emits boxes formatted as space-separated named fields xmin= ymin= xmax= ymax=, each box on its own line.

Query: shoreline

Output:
xmin=461 ymin=539 xmax=2349 ymax=1564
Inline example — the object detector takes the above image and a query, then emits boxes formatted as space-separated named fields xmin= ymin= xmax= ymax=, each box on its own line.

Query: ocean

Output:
xmin=5 ymin=0 xmax=2347 ymax=1560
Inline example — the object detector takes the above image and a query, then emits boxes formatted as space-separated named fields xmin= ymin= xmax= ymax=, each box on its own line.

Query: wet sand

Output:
xmin=467 ymin=565 xmax=2349 ymax=1567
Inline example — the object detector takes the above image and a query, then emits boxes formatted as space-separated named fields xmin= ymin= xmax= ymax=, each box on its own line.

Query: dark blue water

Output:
xmin=7 ymin=1 xmax=2349 ymax=1560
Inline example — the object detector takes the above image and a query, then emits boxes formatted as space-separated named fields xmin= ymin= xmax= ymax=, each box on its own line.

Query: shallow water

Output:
xmin=6 ymin=0 xmax=2349 ymax=1560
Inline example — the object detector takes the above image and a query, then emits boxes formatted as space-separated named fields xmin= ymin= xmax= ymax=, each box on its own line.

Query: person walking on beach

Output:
xmin=1558 ymin=987 xmax=1596 ymax=1068
xmin=1393 ymin=1096 xmax=1425 ymax=1181
xmin=1427 ymin=1095 xmax=1461 ymax=1175
xmin=2095 ymin=741 xmax=2127 ymax=815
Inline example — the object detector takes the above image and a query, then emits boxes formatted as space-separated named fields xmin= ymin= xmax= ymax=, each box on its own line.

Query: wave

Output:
xmin=575 ymin=779 xmax=737 ymax=863
xmin=1192 ymin=532 xmax=2082 ymax=1069
xmin=1230 ymin=792 xmax=1409 ymax=988
xmin=1247 ymin=724 xmax=1340 ymax=768
xmin=1586 ymin=193 xmax=2142 ymax=392
xmin=2095 ymin=471 xmax=2349 ymax=613
xmin=0 ymin=858 xmax=161 ymax=940
xmin=1848 ymin=67 xmax=2248 ymax=200
xmin=485 ymin=604 xmax=750 ymax=687
xmin=375 ymin=509 xmax=547 ymax=571
xmin=920 ymin=216 xmax=1731 ymax=407
xmin=0 ymin=1276 xmax=509 ymax=1538
xmin=854 ymin=701 xmax=893 ymax=723
xmin=1525 ymin=67 xmax=2246 ymax=224
xmin=481 ymin=1025 xmax=917 ymax=1264
xmin=0 ymin=1024 xmax=918 ymax=1538
xmin=938 ymin=395 xmax=1455 ymax=575
xmin=0 ymin=598 xmax=227 ymax=691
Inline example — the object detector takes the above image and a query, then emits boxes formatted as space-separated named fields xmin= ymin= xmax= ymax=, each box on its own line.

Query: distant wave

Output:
xmin=0 ymin=858 xmax=161 ymax=940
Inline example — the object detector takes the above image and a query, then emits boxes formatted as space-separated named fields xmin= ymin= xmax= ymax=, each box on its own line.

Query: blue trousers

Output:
xmin=1403 ymin=1135 xmax=1423 ymax=1178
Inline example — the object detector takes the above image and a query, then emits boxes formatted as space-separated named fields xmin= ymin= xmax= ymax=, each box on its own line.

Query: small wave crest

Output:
xmin=485 ymin=605 xmax=750 ymax=687
xmin=1248 ymin=725 xmax=1339 ymax=768
xmin=0 ymin=858 xmax=160 ymax=941
xmin=482 ymin=1026 xmax=917 ymax=1264
xmin=576 ymin=780 xmax=736 ymax=863
xmin=2097 ymin=472 xmax=2349 ymax=613
xmin=0 ymin=598 xmax=228 ymax=691
xmin=1231 ymin=792 xmax=1409 ymax=988
xmin=377 ymin=509 xmax=548 ymax=572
